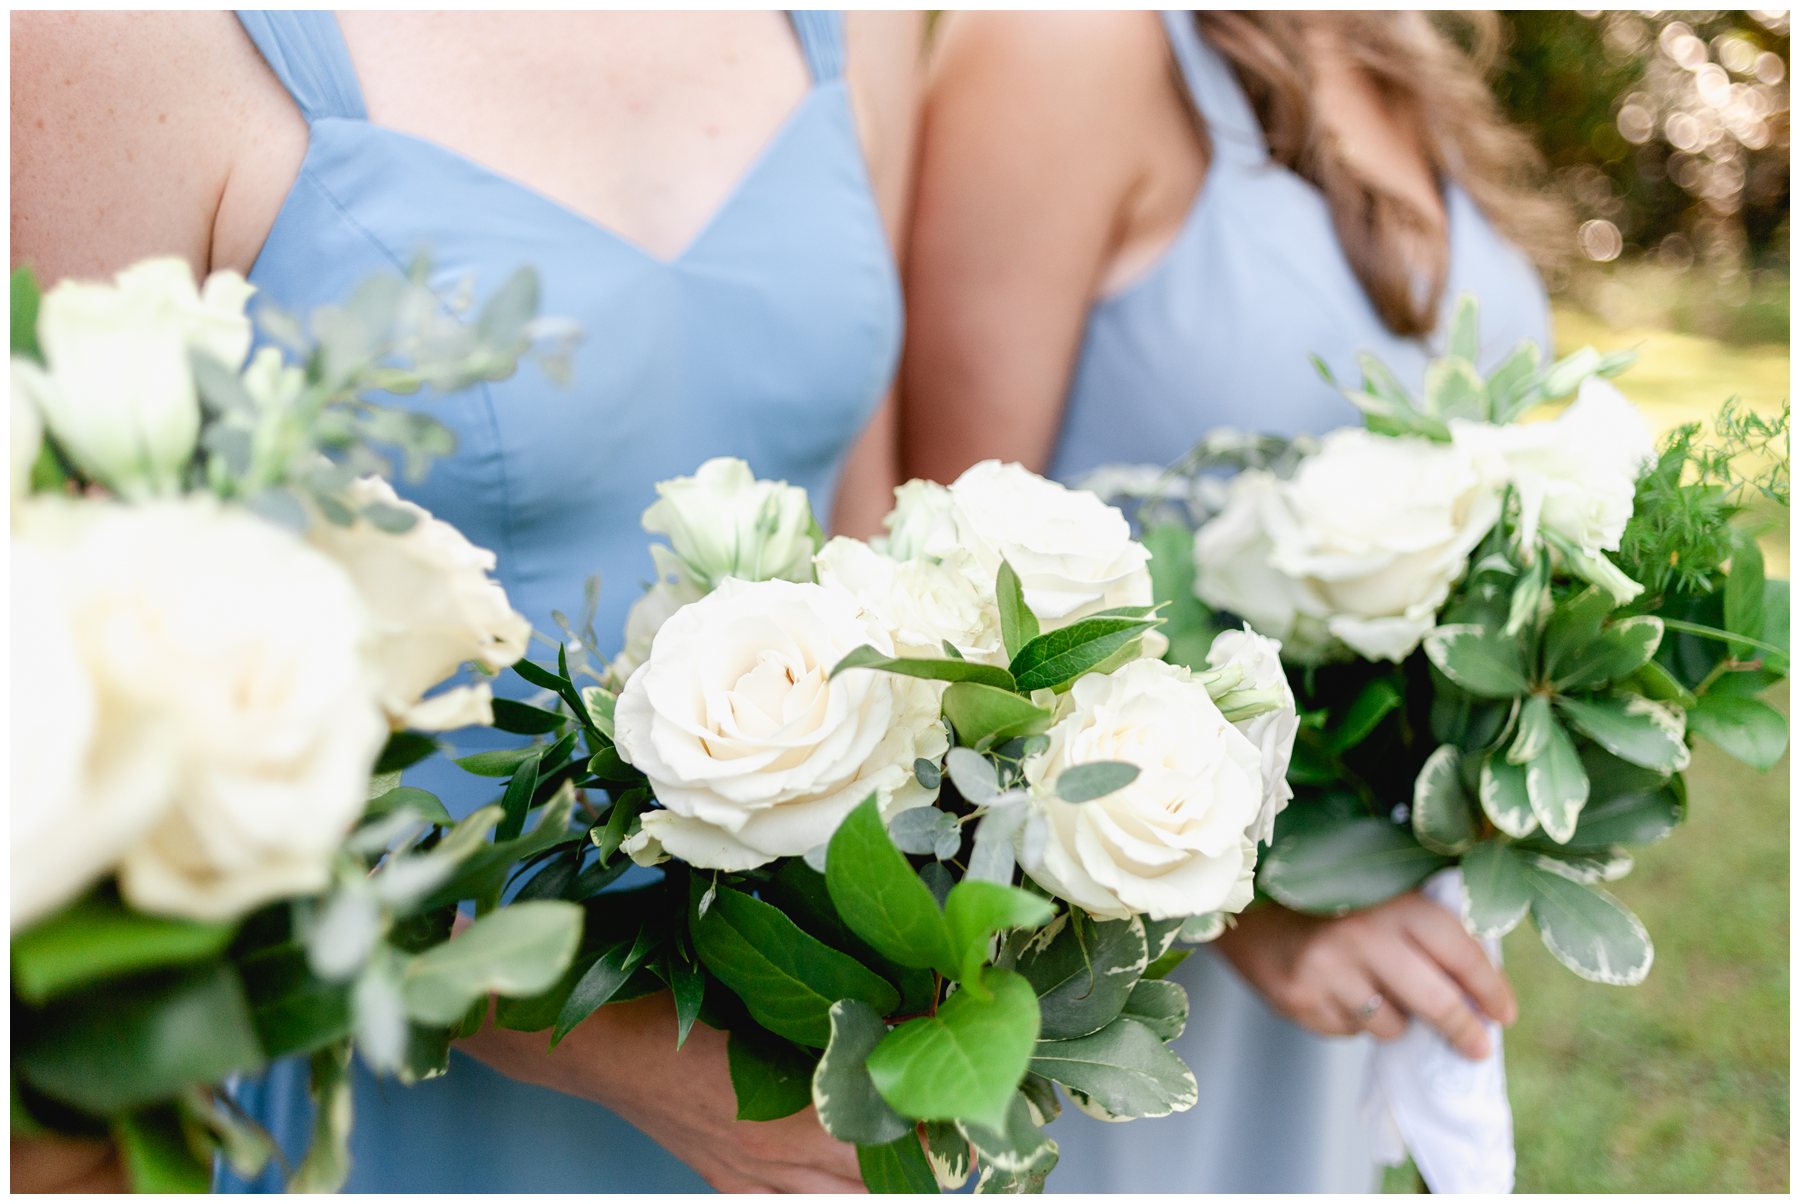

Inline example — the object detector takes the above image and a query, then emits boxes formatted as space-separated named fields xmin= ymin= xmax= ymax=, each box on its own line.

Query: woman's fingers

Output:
xmin=1397 ymin=895 xmax=1518 ymax=1025
xmin=1367 ymin=938 xmax=1493 ymax=1059
xmin=1335 ymin=979 xmax=1408 ymax=1042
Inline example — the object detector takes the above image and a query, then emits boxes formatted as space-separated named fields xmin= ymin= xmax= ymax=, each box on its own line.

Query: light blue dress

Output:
xmin=218 ymin=11 xmax=898 ymax=1191
xmin=1043 ymin=13 xmax=1551 ymax=1194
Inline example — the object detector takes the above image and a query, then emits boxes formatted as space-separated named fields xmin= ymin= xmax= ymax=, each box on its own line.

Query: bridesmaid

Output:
xmin=12 ymin=10 xmax=920 ymax=1192
xmin=903 ymin=11 xmax=1562 ymax=1192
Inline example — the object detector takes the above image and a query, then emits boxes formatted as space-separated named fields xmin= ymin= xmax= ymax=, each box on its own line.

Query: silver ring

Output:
xmin=1356 ymin=994 xmax=1385 ymax=1024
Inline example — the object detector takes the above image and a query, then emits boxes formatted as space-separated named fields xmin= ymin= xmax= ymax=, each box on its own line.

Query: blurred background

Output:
xmin=1387 ymin=9 xmax=1789 ymax=1192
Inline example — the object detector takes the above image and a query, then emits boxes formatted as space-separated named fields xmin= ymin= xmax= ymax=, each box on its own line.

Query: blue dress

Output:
xmin=219 ymin=11 xmax=899 ymax=1191
xmin=1043 ymin=13 xmax=1551 ymax=1194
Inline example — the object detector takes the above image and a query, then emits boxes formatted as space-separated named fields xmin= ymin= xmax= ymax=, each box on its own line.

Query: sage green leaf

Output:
xmin=814 ymin=1000 xmax=912 ymax=1145
xmin=1549 ymin=616 xmax=1664 ymax=693
xmin=1141 ymin=521 xmax=1221 ymax=670
xmin=833 ymin=645 xmax=1017 ymax=691
xmin=1525 ymin=711 xmax=1588 ymax=844
xmin=1503 ymin=552 xmax=1550 ymax=638
xmin=1009 ymin=617 xmax=1158 ymax=693
xmin=1541 ymin=586 xmax=1614 ymax=676
xmin=957 ymin=1091 xmax=1058 ymax=1177
xmin=942 ymin=681 xmax=1053 ymax=752
xmin=454 ymin=745 xmax=541 ymax=777
xmin=923 ymin=1120 xmax=974 ymax=1190
xmin=1423 ymin=624 xmax=1530 ymax=699
xmin=363 ymin=785 xmax=454 ymax=828
xmin=866 ymin=967 xmax=1041 ymax=1133
xmin=1525 ymin=848 xmax=1633 ymax=884
xmin=1053 ymin=761 xmax=1140 ymax=803
xmin=691 ymin=884 xmax=899 ymax=1047
xmin=946 ymin=747 xmax=1003 ymax=803
xmin=1177 ymin=911 xmax=1228 ymax=943
xmin=1477 ymin=753 xmax=1539 ymax=838
xmin=942 ymin=879 xmax=1056 ymax=988
xmin=1423 ymin=354 xmax=1487 ymax=422
xmin=857 ymin=1133 xmax=940 ymax=1194
xmin=1461 ymin=841 xmax=1533 ymax=938
xmin=12 ymin=265 xmax=42 ymax=358
xmin=826 ymin=797 xmax=957 ymax=975
xmin=1446 ymin=293 xmax=1481 ymax=365
xmin=997 ymin=561 xmax=1040 ymax=662
xmin=1688 ymin=693 xmax=1788 ymax=771
xmin=12 ymin=894 xmax=236 ymax=1005
xmin=402 ymin=901 xmax=583 ymax=1025
xmin=1556 ymin=694 xmax=1691 ymax=774
xmin=288 ymin=1044 xmax=354 ymax=1192
xmin=1258 ymin=817 xmax=1450 ymax=916
xmin=1014 ymin=913 xmax=1148 ymax=1039
xmin=1624 ymin=657 xmax=1698 ymax=709
xmin=1724 ymin=537 xmax=1766 ymax=661
xmin=1508 ymin=695 xmax=1557 ymax=765
xmin=1553 ymin=778 xmax=1682 ymax=851
xmin=1411 ymin=745 xmax=1476 ymax=856
xmin=1119 ymin=978 xmax=1188 ymax=1041
xmin=1143 ymin=946 xmax=1193 ymax=980
xmin=1484 ymin=339 xmax=1542 ymax=418
xmin=1326 ymin=677 xmax=1403 ymax=755
xmin=1029 ymin=1016 xmax=1197 ymax=1121
xmin=727 ymin=1029 xmax=817 ymax=1121
xmin=1524 ymin=863 xmax=1653 ymax=985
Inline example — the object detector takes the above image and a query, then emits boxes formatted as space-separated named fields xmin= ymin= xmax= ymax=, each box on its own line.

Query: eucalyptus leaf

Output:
xmin=1053 ymin=761 xmax=1140 ymax=804
xmin=401 ymin=901 xmax=583 ymax=1026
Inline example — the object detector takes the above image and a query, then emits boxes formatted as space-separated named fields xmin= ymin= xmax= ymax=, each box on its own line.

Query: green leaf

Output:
xmin=957 ymin=1091 xmax=1058 ymax=1178
xmin=363 ymin=785 xmax=454 ymax=828
xmin=1118 ymin=978 xmax=1188 ymax=1041
xmin=1258 ymin=817 xmax=1450 ymax=916
xmin=1327 ymin=677 xmax=1403 ymax=755
xmin=833 ymin=645 xmax=1018 ymax=691
xmin=490 ymin=698 xmax=568 ymax=735
xmin=1411 ymin=745 xmax=1476 ymax=855
xmin=942 ymin=682 xmax=1053 ymax=752
xmin=1142 ymin=945 xmax=1193 ymax=981
xmin=1477 ymin=753 xmax=1539 ymax=838
xmin=996 ymin=561 xmax=1040 ymax=662
xmin=942 ymin=880 xmax=1056 ymax=988
xmin=1525 ymin=710 xmax=1589 ymax=844
xmin=826 ymin=797 xmax=957 ymax=975
xmin=1053 ymin=761 xmax=1140 ymax=804
xmin=1524 ymin=863 xmax=1653 ymax=985
xmin=238 ymin=944 xmax=354 ymax=1059
xmin=289 ymin=1044 xmax=354 ymax=1192
xmin=1550 ymin=617 xmax=1664 ymax=693
xmin=496 ymin=748 xmax=544 ymax=844
xmin=727 ymin=1029 xmax=817 ymax=1121
xmin=1484 ymin=339 xmax=1542 ymax=418
xmin=1445 ymin=294 xmax=1481 ymax=366
xmin=116 ymin=1105 xmax=213 ymax=1193
xmin=814 ymin=1000 xmax=912 ymax=1145
xmin=454 ymin=745 xmax=542 ymax=777
xmin=402 ymin=901 xmax=583 ymax=1025
xmin=1724 ymin=537 xmax=1767 ymax=662
xmin=1687 ymin=692 xmax=1786 ymax=771
xmin=15 ymin=963 xmax=265 ymax=1114
xmin=12 ymin=265 xmax=42 ymax=359
xmin=1422 ymin=355 xmax=1487 ymax=422
xmin=866 ymin=967 xmax=1041 ymax=1133
xmin=1556 ymin=694 xmax=1690 ymax=774
xmin=923 ymin=1120 xmax=974 ymax=1190
xmin=665 ymin=951 xmax=705 ymax=1049
xmin=1009 ymin=617 xmax=1156 ymax=693
xmin=1142 ymin=521 xmax=1221 ymax=670
xmin=1541 ymin=586 xmax=1614 ymax=679
xmin=857 ymin=1133 xmax=940 ymax=1194
xmin=592 ymin=787 xmax=649 ymax=867
xmin=374 ymin=731 xmax=440 ymax=775
xmin=1029 ymin=1015 xmax=1197 ymax=1121
xmin=1013 ymin=913 xmax=1147 ymax=1040
xmin=1508 ymin=694 xmax=1556 ymax=764
xmin=1423 ymin=624 xmax=1530 ymax=699
xmin=1625 ymin=658 xmax=1698 ymax=709
xmin=1461 ymin=841 xmax=1533 ymax=938
xmin=11 ymin=894 xmax=237 ymax=1005
xmin=550 ymin=933 xmax=655 ymax=1047
xmin=691 ymin=883 xmax=899 ymax=1048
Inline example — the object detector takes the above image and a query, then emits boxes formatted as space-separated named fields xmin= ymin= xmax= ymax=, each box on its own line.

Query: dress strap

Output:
xmin=1159 ymin=11 xmax=1267 ymax=169
xmin=787 ymin=11 xmax=846 ymax=83
xmin=235 ymin=11 xmax=368 ymax=123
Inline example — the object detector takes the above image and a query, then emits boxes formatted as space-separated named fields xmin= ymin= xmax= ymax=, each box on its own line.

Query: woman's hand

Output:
xmin=10 ymin=1133 xmax=129 ymax=1193
xmin=458 ymin=990 xmax=866 ymax=1194
xmin=1213 ymin=893 xmax=1517 ymax=1059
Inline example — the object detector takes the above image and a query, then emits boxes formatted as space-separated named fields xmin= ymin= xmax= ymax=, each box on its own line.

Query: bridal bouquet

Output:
xmin=9 ymin=260 xmax=586 ymax=1189
xmin=1095 ymin=297 xmax=1788 ymax=986
xmin=467 ymin=457 xmax=1300 ymax=1192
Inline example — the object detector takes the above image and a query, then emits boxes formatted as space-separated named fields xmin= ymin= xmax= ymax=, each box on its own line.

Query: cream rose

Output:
xmin=608 ymin=578 xmax=705 ymax=686
xmin=17 ymin=497 xmax=386 ymax=921
xmin=1204 ymin=626 xmax=1300 ymax=846
xmin=1452 ymin=376 xmax=1653 ymax=556
xmin=1198 ymin=431 xmax=1500 ymax=663
xmin=642 ymin=457 xmax=817 ymax=592
xmin=16 ymin=259 xmax=254 ymax=497
xmin=306 ymin=476 xmax=530 ymax=731
xmin=815 ymin=536 xmax=1005 ymax=664
xmin=614 ymin=577 xmax=946 ymax=871
xmin=1020 ymin=659 xmax=1265 ymax=920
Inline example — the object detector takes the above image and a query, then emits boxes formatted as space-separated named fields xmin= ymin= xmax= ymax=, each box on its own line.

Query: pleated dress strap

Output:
xmin=235 ymin=10 xmax=368 ymax=123
xmin=787 ymin=10 xmax=846 ymax=83
xmin=1159 ymin=11 xmax=1268 ymax=170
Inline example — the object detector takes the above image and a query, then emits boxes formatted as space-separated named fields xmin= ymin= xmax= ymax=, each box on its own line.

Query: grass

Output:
xmin=1385 ymin=298 xmax=1792 ymax=1193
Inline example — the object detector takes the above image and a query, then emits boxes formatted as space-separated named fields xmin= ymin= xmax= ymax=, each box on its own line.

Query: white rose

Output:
xmin=1205 ymin=626 xmax=1299 ymax=846
xmin=9 ymin=538 xmax=176 ymax=929
xmin=881 ymin=478 xmax=964 ymax=562
xmin=815 ymin=536 xmax=1005 ymax=663
xmin=18 ymin=258 xmax=254 ymax=497
xmin=1452 ymin=376 xmax=1654 ymax=556
xmin=609 ymin=578 xmax=705 ymax=686
xmin=614 ymin=577 xmax=946 ymax=871
xmin=1020 ymin=659 xmax=1264 ymax=921
xmin=642 ymin=457 xmax=817 ymax=592
xmin=1199 ymin=432 xmax=1501 ymax=663
xmin=17 ymin=497 xmax=387 ymax=921
xmin=946 ymin=460 xmax=1155 ymax=629
xmin=1193 ymin=470 xmax=1329 ymax=658
xmin=306 ymin=477 xmax=530 ymax=731
xmin=12 ymin=368 xmax=42 ymax=509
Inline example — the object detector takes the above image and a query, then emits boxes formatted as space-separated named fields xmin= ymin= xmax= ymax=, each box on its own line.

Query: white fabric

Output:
xmin=1365 ymin=867 xmax=1517 ymax=1193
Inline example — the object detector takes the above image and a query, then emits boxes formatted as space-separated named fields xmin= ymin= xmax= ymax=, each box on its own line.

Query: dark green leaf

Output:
xmin=857 ymin=1133 xmax=940 ymax=1194
xmin=942 ymin=682 xmax=1053 ymax=752
xmin=11 ymin=894 xmax=236 ymax=1005
xmin=814 ymin=999 xmax=912 ymax=1144
xmin=592 ymin=787 xmax=650 ymax=867
xmin=496 ymin=748 xmax=544 ymax=844
xmin=550 ymin=941 xmax=641 ymax=1047
xmin=1028 ymin=1015 xmax=1197 ymax=1121
xmin=996 ymin=561 xmax=1040 ymax=662
xmin=363 ymin=786 xmax=454 ymax=828
xmin=116 ymin=1105 xmax=212 ymax=1193
xmin=1118 ymin=978 xmax=1188 ymax=1041
xmin=1327 ymin=677 xmax=1403 ymax=755
xmin=1688 ymin=693 xmax=1788 ymax=771
xmin=866 ymin=967 xmax=1040 ymax=1133
xmin=923 ymin=1120 xmax=973 ymax=1190
xmin=455 ymin=746 xmax=541 ymax=777
xmin=957 ymin=1091 xmax=1057 ymax=1178
xmin=1550 ymin=616 xmax=1664 ymax=693
xmin=1013 ymin=913 xmax=1147 ymax=1040
xmin=1556 ymin=694 xmax=1690 ymax=774
xmin=833 ymin=645 xmax=1017 ymax=691
xmin=667 ymin=951 xmax=706 ymax=1049
xmin=1259 ymin=817 xmax=1449 ymax=915
xmin=490 ymin=698 xmax=568 ymax=735
xmin=374 ymin=731 xmax=440 ymax=775
xmin=1009 ymin=617 xmax=1157 ymax=693
xmin=826 ymin=797 xmax=956 ymax=975
xmin=727 ymin=1029 xmax=818 ymax=1121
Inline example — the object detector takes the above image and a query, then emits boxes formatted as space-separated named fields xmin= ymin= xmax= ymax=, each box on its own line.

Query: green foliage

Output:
xmin=11 ymin=894 xmax=237 ymax=1005
xmin=814 ymin=1000 xmax=913 ymax=1145
xmin=727 ymin=1029 xmax=817 ymax=1121
xmin=1258 ymin=817 xmax=1452 ymax=915
xmin=400 ymin=902 xmax=583 ymax=1026
xmin=1029 ymin=1015 xmax=1198 ymax=1121
xmin=856 ymin=1133 xmax=941 ymax=1194
xmin=866 ymin=968 xmax=1041 ymax=1133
